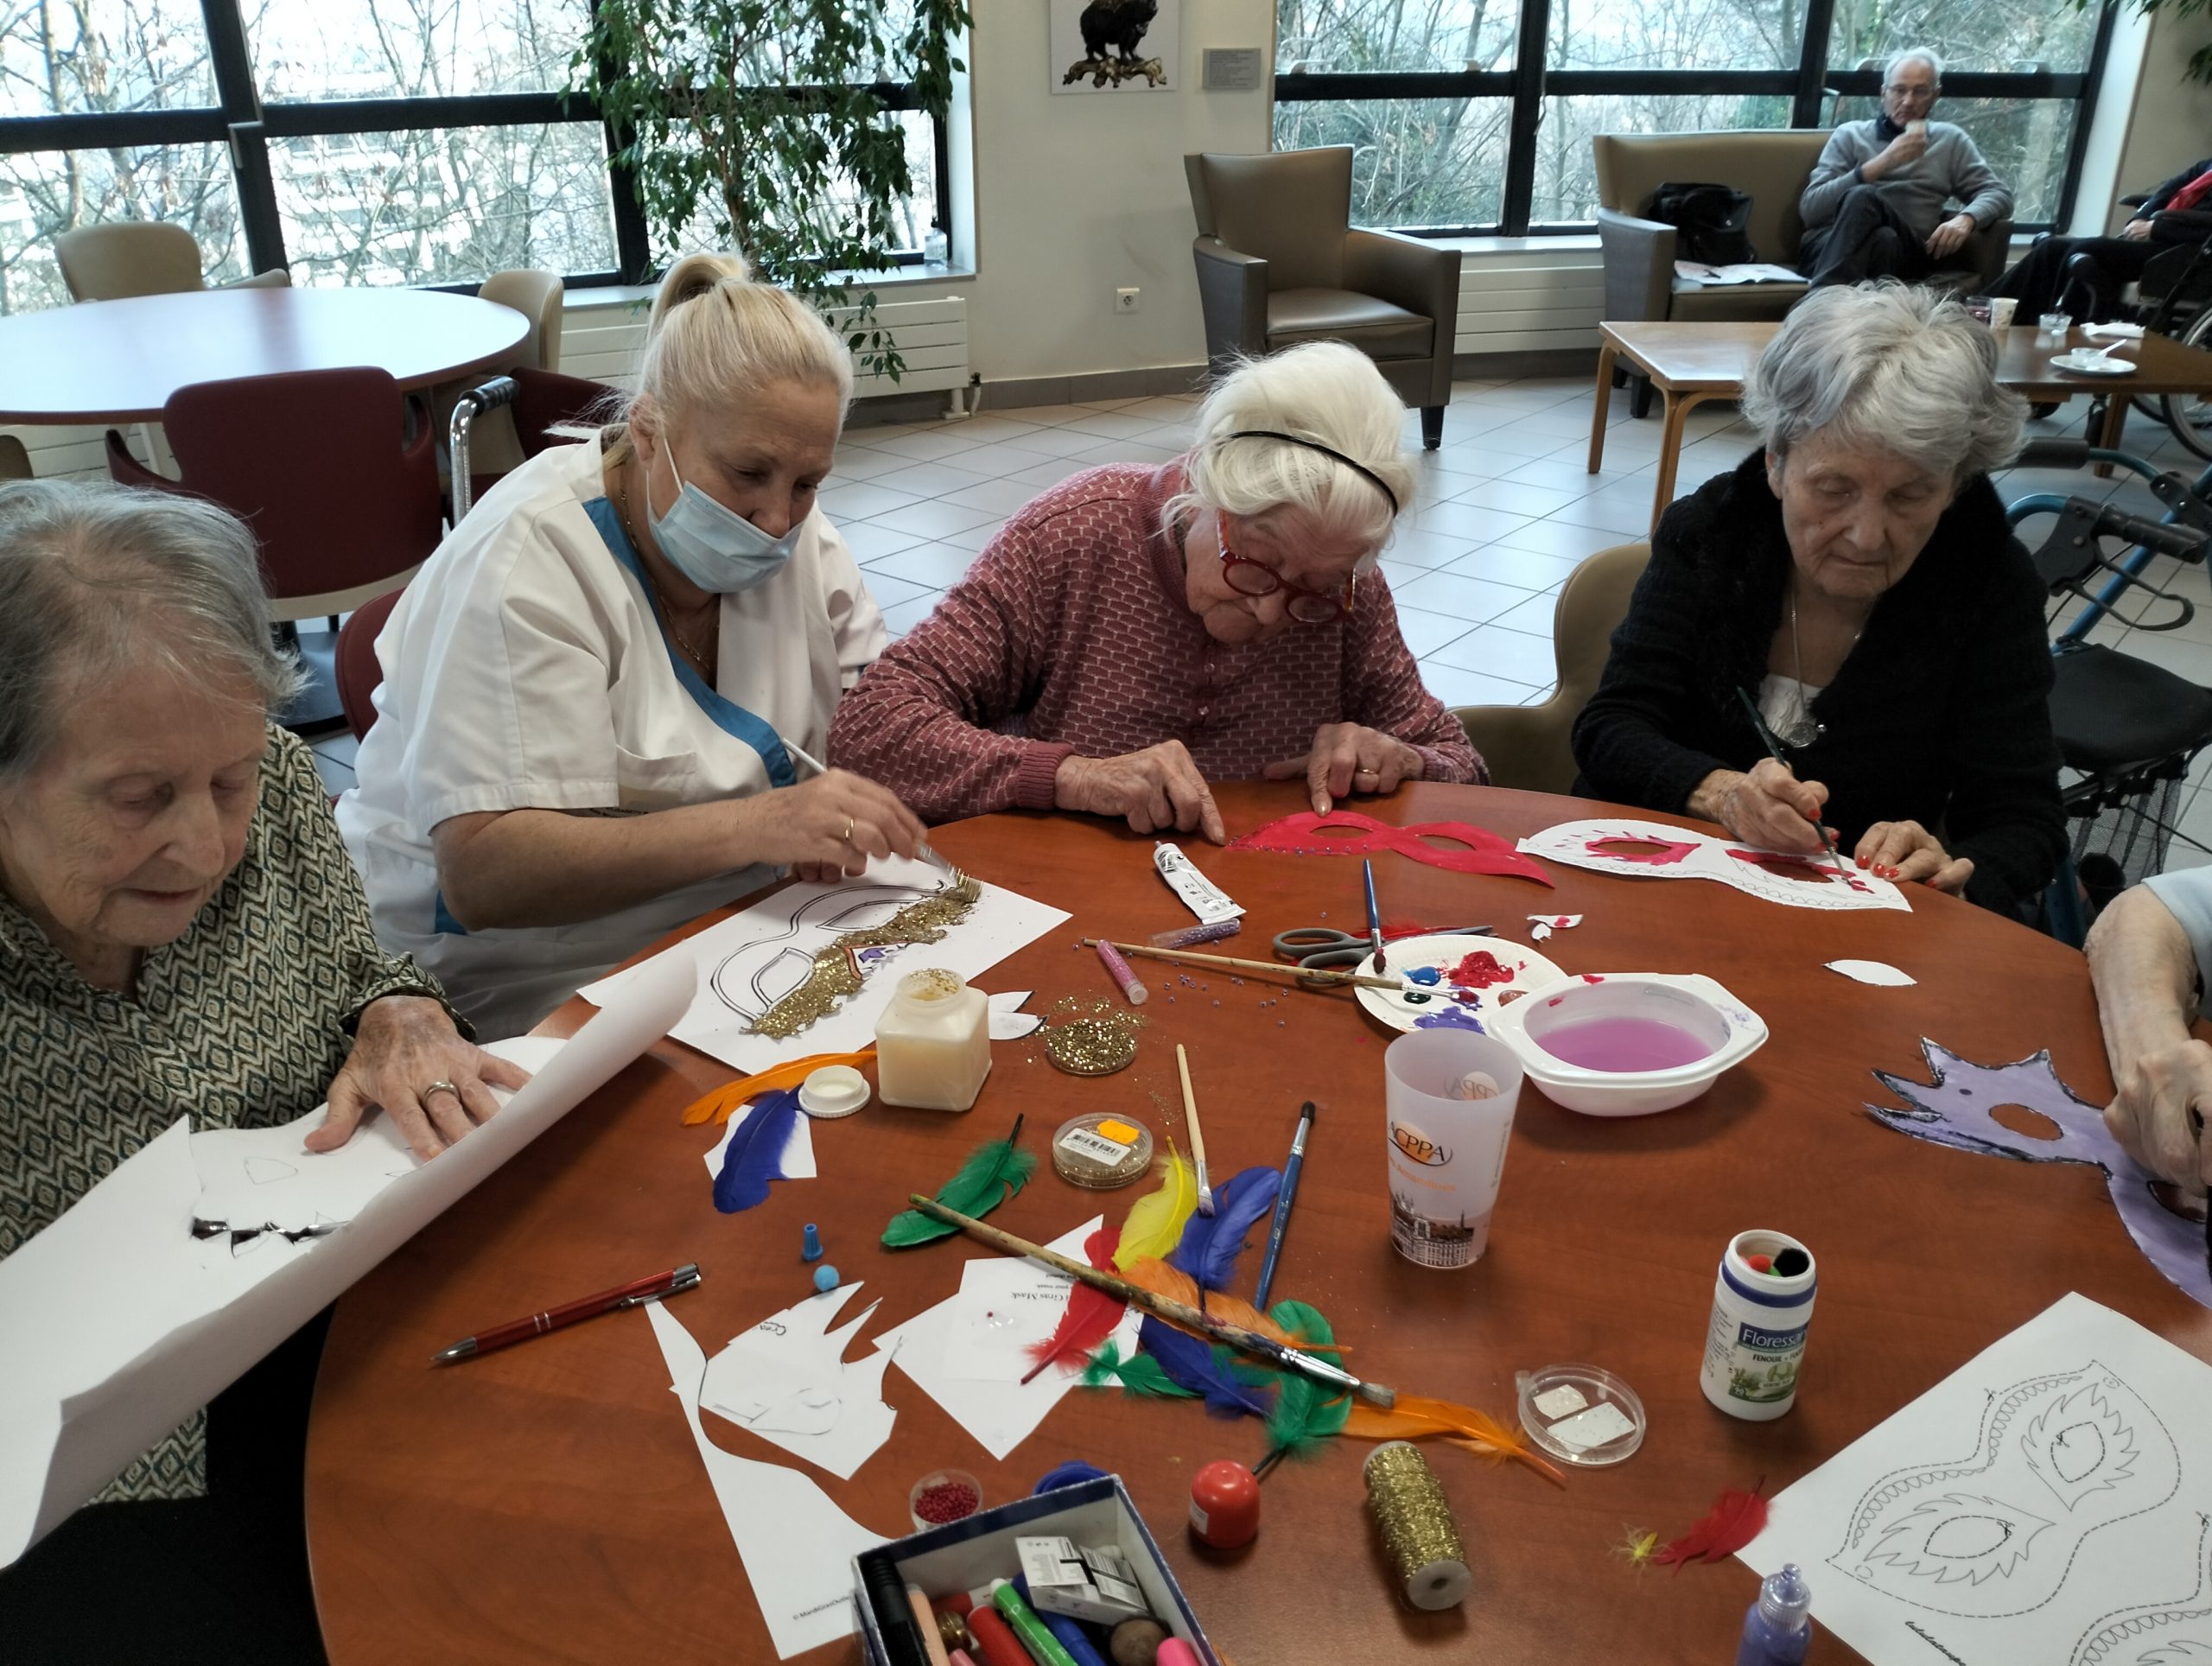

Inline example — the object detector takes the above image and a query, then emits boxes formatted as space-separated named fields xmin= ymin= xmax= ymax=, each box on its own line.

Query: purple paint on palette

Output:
xmin=1866 ymin=1040 xmax=2210 ymax=1311
xmin=1414 ymin=1006 xmax=1484 ymax=1032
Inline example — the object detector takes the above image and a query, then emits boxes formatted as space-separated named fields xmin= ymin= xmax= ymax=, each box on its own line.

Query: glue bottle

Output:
xmin=874 ymin=968 xmax=991 ymax=1112
xmin=1732 ymin=1563 xmax=1812 ymax=1665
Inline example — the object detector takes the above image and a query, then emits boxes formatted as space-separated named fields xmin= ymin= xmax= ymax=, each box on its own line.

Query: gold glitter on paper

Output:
xmin=747 ymin=886 xmax=979 ymax=1040
xmin=1363 ymin=1442 xmax=1471 ymax=1612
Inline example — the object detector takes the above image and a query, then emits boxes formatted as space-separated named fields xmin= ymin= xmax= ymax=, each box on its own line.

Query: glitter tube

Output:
xmin=1363 ymin=1441 xmax=1471 ymax=1612
xmin=1149 ymin=919 xmax=1243 ymax=950
xmin=1095 ymin=938 xmax=1149 ymax=1006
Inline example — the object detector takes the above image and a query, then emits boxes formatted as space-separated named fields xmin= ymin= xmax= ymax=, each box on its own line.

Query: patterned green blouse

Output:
xmin=0 ymin=725 xmax=448 ymax=1502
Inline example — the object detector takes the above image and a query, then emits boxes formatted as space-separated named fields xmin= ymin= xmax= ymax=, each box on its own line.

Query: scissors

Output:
xmin=1273 ymin=926 xmax=1375 ymax=986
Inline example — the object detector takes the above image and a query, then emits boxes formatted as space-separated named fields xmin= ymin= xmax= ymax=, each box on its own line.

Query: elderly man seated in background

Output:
xmin=0 ymin=480 xmax=517 ymax=1660
xmin=2088 ymin=869 xmax=2212 ymax=1201
xmin=829 ymin=341 xmax=1481 ymax=842
xmin=1798 ymin=48 xmax=2012 ymax=290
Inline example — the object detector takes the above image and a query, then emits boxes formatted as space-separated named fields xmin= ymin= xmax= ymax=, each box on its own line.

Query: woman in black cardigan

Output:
xmin=1572 ymin=283 xmax=2065 ymax=919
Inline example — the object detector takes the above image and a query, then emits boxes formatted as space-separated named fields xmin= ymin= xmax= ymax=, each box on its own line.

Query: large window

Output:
xmin=0 ymin=0 xmax=952 ymax=313
xmin=1274 ymin=0 xmax=2116 ymax=235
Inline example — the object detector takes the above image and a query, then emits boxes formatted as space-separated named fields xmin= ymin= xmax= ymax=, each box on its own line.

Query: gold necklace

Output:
xmin=618 ymin=472 xmax=718 ymax=680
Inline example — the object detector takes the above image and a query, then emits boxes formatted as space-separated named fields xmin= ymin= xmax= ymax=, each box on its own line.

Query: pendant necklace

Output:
xmin=1782 ymin=582 xmax=1864 ymax=749
xmin=619 ymin=474 xmax=717 ymax=681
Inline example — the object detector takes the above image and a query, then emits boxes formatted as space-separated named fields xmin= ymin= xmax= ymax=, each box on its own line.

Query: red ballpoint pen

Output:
xmin=431 ymin=1262 xmax=702 ymax=1365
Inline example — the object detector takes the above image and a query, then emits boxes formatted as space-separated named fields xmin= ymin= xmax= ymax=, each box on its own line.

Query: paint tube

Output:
xmin=1154 ymin=842 xmax=1243 ymax=924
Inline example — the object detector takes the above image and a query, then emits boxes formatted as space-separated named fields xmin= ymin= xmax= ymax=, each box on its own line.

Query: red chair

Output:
xmin=107 ymin=367 xmax=442 ymax=730
xmin=335 ymin=585 xmax=404 ymax=741
xmin=451 ymin=365 xmax=617 ymax=519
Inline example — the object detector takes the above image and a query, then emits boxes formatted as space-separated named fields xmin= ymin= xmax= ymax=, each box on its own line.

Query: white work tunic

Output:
xmin=336 ymin=436 xmax=887 ymax=1039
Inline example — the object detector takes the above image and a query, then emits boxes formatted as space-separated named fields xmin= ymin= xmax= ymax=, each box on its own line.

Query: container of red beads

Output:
xmin=909 ymin=1468 xmax=983 ymax=1531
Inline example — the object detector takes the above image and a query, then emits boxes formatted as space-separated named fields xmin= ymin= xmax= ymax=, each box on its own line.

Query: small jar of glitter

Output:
xmin=875 ymin=969 xmax=991 ymax=1111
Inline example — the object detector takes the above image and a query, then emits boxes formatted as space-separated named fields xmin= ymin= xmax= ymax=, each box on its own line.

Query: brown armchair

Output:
xmin=1593 ymin=130 xmax=2011 ymax=413
xmin=1185 ymin=148 xmax=1461 ymax=448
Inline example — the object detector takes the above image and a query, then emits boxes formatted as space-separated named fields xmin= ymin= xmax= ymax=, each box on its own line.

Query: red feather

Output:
xmin=1020 ymin=1225 xmax=1127 ymax=1383
xmin=1652 ymin=1482 xmax=1770 ymax=1570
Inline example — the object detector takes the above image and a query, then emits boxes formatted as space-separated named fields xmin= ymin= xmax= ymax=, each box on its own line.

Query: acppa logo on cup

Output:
xmin=1390 ymin=1122 xmax=1452 ymax=1167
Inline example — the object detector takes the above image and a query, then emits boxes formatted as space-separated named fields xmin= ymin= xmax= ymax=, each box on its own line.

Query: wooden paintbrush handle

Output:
xmin=1082 ymin=938 xmax=1402 ymax=993
xmin=1174 ymin=1044 xmax=1208 ymax=1173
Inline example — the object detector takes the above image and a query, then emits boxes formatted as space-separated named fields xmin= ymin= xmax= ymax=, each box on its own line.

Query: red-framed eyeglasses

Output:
xmin=1217 ymin=524 xmax=1357 ymax=624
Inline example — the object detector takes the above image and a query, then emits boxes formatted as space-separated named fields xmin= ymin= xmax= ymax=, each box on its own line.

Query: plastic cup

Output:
xmin=1963 ymin=294 xmax=1995 ymax=325
xmin=1988 ymin=296 xmax=2018 ymax=329
xmin=2040 ymin=311 xmax=2073 ymax=340
xmin=1382 ymin=1030 xmax=1523 ymax=1269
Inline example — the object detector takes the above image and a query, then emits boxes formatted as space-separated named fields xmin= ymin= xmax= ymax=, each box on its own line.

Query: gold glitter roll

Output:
xmin=748 ymin=888 xmax=978 ymax=1040
xmin=1044 ymin=1016 xmax=1138 ymax=1076
xmin=1363 ymin=1440 xmax=1471 ymax=1611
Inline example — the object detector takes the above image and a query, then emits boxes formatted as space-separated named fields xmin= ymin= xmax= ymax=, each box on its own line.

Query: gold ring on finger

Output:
xmin=841 ymin=817 xmax=855 ymax=843
xmin=423 ymin=1079 xmax=461 ymax=1104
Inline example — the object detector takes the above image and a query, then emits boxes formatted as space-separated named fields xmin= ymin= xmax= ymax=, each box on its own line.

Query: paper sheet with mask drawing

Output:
xmin=1517 ymin=817 xmax=1910 ymax=911
xmin=578 ymin=855 xmax=1070 ymax=1073
xmin=0 ymin=951 xmax=695 ymax=1567
xmin=1740 ymin=1293 xmax=2212 ymax=1666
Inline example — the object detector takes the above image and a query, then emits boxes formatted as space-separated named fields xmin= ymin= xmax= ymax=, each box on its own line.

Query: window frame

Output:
xmin=1273 ymin=0 xmax=2120 ymax=238
xmin=0 ymin=0 xmax=957 ymax=291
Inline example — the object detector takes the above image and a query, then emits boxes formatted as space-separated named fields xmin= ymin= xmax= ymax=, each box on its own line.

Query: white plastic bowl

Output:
xmin=1484 ymin=973 xmax=1767 ymax=1116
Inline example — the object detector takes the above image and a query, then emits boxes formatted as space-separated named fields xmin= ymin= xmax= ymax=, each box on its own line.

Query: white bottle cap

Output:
xmin=798 ymin=1065 xmax=871 ymax=1119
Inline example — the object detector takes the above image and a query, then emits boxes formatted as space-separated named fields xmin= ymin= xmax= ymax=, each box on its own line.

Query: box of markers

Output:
xmin=852 ymin=1473 xmax=1221 ymax=1665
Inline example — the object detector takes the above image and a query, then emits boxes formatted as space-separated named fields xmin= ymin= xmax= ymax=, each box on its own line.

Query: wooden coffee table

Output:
xmin=302 ymin=780 xmax=2207 ymax=1665
xmin=1590 ymin=320 xmax=2212 ymax=529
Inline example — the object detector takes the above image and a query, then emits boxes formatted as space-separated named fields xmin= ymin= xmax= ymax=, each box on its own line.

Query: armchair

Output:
xmin=1185 ymin=148 xmax=1461 ymax=448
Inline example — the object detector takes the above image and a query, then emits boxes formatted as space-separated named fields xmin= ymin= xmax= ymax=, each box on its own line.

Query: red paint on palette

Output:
xmin=1446 ymin=950 xmax=1517 ymax=989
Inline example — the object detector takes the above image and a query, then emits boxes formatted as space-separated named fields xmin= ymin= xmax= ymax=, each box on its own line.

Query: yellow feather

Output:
xmin=677 ymin=1050 xmax=876 ymax=1125
xmin=1111 ymin=1144 xmax=1196 ymax=1269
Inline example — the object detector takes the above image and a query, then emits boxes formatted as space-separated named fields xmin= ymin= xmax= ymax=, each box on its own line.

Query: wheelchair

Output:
xmin=2053 ymin=196 xmax=2212 ymax=461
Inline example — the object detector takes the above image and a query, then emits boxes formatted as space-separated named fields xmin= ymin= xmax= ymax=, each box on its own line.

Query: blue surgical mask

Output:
xmin=646 ymin=433 xmax=804 ymax=594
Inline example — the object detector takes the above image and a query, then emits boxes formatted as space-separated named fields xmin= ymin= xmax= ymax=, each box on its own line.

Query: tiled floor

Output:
xmin=308 ymin=367 xmax=2212 ymax=875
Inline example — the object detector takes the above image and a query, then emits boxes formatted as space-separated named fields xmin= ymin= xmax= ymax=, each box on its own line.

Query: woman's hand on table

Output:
xmin=1055 ymin=744 xmax=1227 ymax=843
xmin=1263 ymin=723 xmax=1426 ymax=814
xmin=740 ymin=770 xmax=927 ymax=878
xmin=2106 ymin=1040 xmax=2212 ymax=1192
xmin=1854 ymin=819 xmax=1974 ymax=893
xmin=1690 ymin=759 xmax=1833 ymax=854
xmin=309 ymin=995 xmax=533 ymax=1161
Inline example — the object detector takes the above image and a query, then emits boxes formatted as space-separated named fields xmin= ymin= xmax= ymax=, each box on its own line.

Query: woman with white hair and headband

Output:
xmin=1573 ymin=283 xmax=2064 ymax=918
xmin=340 ymin=253 xmax=925 ymax=1037
xmin=829 ymin=341 xmax=1481 ymax=839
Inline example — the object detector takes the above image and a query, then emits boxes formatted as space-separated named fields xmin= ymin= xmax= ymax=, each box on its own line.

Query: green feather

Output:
xmin=1081 ymin=1339 xmax=1196 ymax=1399
xmin=1262 ymin=1299 xmax=1351 ymax=1464
xmin=880 ymin=1115 xmax=1038 ymax=1247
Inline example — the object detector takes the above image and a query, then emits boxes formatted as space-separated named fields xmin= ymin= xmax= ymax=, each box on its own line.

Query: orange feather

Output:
xmin=1342 ymin=1398 xmax=1566 ymax=1488
xmin=678 ymin=1051 xmax=876 ymax=1126
xmin=1117 ymin=1257 xmax=1336 ymax=1353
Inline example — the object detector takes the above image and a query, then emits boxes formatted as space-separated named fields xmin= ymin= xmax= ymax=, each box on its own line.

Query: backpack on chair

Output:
xmin=1646 ymin=182 xmax=1758 ymax=266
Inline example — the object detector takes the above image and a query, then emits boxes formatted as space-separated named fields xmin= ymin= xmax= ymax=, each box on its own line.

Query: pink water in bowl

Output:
xmin=1536 ymin=1015 xmax=1714 ymax=1072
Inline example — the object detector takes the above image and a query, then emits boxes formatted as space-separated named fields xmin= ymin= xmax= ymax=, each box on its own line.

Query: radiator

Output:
xmin=1453 ymin=247 xmax=1607 ymax=357
xmin=563 ymin=293 xmax=971 ymax=399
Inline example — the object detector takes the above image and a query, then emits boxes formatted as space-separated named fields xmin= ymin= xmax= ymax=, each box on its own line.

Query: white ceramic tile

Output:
xmin=1416 ymin=661 xmax=1546 ymax=710
xmin=815 ymin=480 xmax=923 ymax=522
xmin=1412 ymin=501 xmax=1535 ymax=544
xmin=1007 ymin=457 xmax=1100 ymax=490
xmin=936 ymin=518 xmax=1009 ymax=553
xmin=1070 ymin=440 xmax=1185 ymax=467
xmin=1392 ymin=607 xmax=1478 ymax=658
xmin=880 ymin=591 xmax=944 ymax=638
xmin=862 ymin=499 xmax=1002 ymax=540
xmin=1459 ymin=480 xmax=1583 ymax=518
xmin=993 ymin=424 xmax=1114 ymax=459
xmin=823 ymin=445 xmax=918 ymax=483
xmin=940 ymin=477 xmax=1042 ymax=515
xmin=868 ymin=459 xmax=995 ymax=498
xmin=836 ymin=520 xmax=927 ymax=563
xmin=1058 ymin=410 xmax=1161 ymax=441
xmin=946 ymin=416 xmax=1052 ymax=445
xmin=865 ymin=540 xmax=982 ymax=590
xmin=1488 ymin=519 xmax=1641 ymax=563
xmin=855 ymin=569 xmax=935 ymax=611
xmin=1430 ymin=624 xmax=1559 ymax=685
xmin=1446 ymin=544 xmax=1581 ymax=594
xmin=862 ymin=427 xmax=989 ymax=464
xmin=1380 ymin=526 xmax=1482 ymax=569
xmin=1389 ymin=569 xmax=1537 ymax=626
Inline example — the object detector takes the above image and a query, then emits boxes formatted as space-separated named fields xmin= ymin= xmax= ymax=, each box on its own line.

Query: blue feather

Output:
xmin=1167 ymin=1165 xmax=1282 ymax=1291
xmin=711 ymin=1087 xmax=803 ymax=1213
xmin=1138 ymin=1315 xmax=1275 ymax=1420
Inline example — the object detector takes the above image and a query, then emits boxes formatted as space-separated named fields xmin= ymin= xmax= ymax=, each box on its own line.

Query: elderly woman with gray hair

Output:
xmin=829 ymin=341 xmax=1482 ymax=838
xmin=1573 ymin=283 xmax=2065 ymax=918
xmin=0 ymin=480 xmax=515 ymax=1658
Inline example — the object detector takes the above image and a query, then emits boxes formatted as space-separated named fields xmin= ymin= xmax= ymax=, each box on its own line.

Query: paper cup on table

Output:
xmin=1989 ymin=296 xmax=2018 ymax=329
xmin=1383 ymin=1030 xmax=1522 ymax=1269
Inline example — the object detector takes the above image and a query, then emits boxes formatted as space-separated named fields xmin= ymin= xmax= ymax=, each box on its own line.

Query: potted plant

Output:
xmin=581 ymin=0 xmax=969 ymax=378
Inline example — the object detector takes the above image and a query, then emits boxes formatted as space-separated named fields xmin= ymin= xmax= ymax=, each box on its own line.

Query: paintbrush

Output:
xmin=781 ymin=734 xmax=969 ymax=892
xmin=1363 ymin=858 xmax=1388 ymax=974
xmin=1175 ymin=1043 xmax=1214 ymax=1216
xmin=1732 ymin=687 xmax=1847 ymax=874
xmin=904 ymin=1192 xmax=1395 ymax=1406
xmin=1252 ymin=1098 xmax=1314 ymax=1310
xmin=1080 ymin=938 xmax=1403 ymax=992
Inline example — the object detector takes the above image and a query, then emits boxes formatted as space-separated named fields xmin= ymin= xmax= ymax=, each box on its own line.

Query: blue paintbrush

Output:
xmin=1363 ymin=858 xmax=1387 ymax=974
xmin=1253 ymin=1100 xmax=1317 ymax=1311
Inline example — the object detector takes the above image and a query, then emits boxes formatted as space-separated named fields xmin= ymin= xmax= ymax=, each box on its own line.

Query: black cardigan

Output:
xmin=1571 ymin=451 xmax=2066 ymax=919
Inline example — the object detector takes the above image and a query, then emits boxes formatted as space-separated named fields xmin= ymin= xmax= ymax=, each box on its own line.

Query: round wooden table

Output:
xmin=0 ymin=287 xmax=530 ymax=425
xmin=303 ymin=782 xmax=2210 ymax=1665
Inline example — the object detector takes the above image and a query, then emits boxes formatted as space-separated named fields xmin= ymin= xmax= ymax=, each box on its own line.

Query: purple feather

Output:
xmin=712 ymin=1087 xmax=803 ymax=1213
xmin=1138 ymin=1315 xmax=1274 ymax=1420
xmin=1168 ymin=1165 xmax=1282 ymax=1291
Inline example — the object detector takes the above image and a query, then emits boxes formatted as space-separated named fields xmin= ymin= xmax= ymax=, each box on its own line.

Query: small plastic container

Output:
xmin=908 ymin=1467 xmax=982 ymax=1530
xmin=874 ymin=968 xmax=991 ymax=1112
xmin=1486 ymin=973 xmax=1767 ymax=1116
xmin=1516 ymin=1364 xmax=1646 ymax=1466
xmin=1700 ymin=1228 xmax=1817 ymax=1421
xmin=2039 ymin=310 xmax=2074 ymax=340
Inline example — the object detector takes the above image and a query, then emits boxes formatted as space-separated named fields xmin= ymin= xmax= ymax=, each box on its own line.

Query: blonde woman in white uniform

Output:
xmin=338 ymin=254 xmax=925 ymax=1037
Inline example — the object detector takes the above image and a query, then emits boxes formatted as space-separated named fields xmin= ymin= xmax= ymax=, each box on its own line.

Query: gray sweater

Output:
xmin=1800 ymin=119 xmax=2013 ymax=240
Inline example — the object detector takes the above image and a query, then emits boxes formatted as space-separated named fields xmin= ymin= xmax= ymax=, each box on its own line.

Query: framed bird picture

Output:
xmin=1051 ymin=0 xmax=1182 ymax=92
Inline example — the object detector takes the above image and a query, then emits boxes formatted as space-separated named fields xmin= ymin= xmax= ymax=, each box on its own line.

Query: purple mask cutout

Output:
xmin=1865 ymin=1040 xmax=2210 ymax=1311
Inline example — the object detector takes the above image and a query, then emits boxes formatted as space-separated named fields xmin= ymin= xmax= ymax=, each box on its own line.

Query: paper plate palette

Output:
xmin=1352 ymin=932 xmax=1567 ymax=1033
xmin=2050 ymin=349 xmax=2135 ymax=377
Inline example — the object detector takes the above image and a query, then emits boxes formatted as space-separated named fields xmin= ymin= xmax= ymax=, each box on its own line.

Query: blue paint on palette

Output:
xmin=1405 ymin=966 xmax=1443 ymax=986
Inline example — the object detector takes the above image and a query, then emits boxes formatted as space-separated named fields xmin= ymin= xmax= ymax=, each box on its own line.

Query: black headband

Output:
xmin=1223 ymin=429 xmax=1401 ymax=515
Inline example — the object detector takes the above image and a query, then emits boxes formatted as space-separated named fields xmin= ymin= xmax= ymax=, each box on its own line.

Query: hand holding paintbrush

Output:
xmin=1726 ymin=689 xmax=1846 ymax=870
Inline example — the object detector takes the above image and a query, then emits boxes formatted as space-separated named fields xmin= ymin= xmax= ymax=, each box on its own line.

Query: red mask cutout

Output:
xmin=1231 ymin=810 xmax=1554 ymax=886
xmin=1584 ymin=835 xmax=1700 ymax=867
